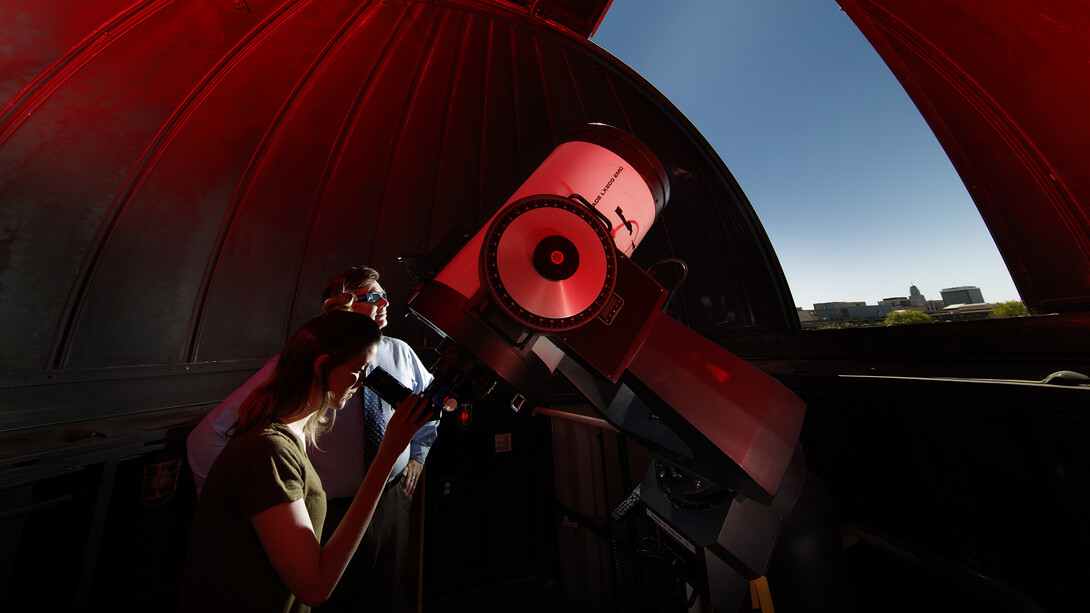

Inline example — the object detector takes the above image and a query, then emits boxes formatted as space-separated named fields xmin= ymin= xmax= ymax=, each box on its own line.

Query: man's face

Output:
xmin=351 ymin=281 xmax=389 ymax=329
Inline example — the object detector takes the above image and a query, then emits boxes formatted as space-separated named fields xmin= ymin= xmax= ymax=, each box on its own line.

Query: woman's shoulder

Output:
xmin=228 ymin=421 xmax=303 ymax=457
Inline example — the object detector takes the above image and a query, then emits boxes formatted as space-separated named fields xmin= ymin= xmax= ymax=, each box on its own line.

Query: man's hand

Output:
xmin=402 ymin=459 xmax=423 ymax=496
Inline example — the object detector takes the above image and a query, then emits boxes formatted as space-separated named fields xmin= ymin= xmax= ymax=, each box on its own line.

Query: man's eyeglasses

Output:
xmin=354 ymin=291 xmax=388 ymax=304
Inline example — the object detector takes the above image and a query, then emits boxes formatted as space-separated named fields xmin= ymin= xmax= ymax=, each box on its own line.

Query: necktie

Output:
xmin=362 ymin=384 xmax=386 ymax=472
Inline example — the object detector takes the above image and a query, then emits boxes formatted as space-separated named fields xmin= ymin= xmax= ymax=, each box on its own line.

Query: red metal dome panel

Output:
xmin=0 ymin=0 xmax=793 ymax=429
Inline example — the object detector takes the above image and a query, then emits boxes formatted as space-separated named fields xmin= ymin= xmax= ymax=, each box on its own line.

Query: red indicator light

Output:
xmin=457 ymin=408 xmax=472 ymax=431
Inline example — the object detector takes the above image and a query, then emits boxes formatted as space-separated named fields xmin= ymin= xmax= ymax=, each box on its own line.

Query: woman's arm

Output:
xmin=251 ymin=393 xmax=436 ymax=606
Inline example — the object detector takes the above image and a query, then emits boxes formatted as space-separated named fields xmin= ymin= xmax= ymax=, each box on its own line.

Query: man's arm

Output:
xmin=408 ymin=420 xmax=439 ymax=463
xmin=381 ymin=338 xmax=442 ymax=495
xmin=186 ymin=357 xmax=278 ymax=496
xmin=403 ymin=341 xmax=440 ymax=464
xmin=382 ymin=337 xmax=442 ymax=465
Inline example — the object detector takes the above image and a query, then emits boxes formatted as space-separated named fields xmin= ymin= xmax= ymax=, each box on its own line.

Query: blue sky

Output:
xmin=592 ymin=0 xmax=1021 ymax=309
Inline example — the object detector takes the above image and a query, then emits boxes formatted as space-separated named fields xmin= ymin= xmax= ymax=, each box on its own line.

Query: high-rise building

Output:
xmin=909 ymin=284 xmax=926 ymax=307
xmin=940 ymin=285 xmax=984 ymax=305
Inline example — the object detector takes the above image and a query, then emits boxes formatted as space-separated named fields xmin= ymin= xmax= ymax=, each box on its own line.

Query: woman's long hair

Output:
xmin=235 ymin=310 xmax=381 ymax=443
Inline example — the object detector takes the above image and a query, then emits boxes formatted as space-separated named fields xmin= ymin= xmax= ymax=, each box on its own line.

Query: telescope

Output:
xmin=403 ymin=123 xmax=814 ymax=609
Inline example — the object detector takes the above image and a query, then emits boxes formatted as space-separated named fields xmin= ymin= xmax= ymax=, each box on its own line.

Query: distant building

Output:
xmin=796 ymin=307 xmax=819 ymax=324
xmin=810 ymin=302 xmax=893 ymax=325
xmin=932 ymin=302 xmax=996 ymax=322
xmin=940 ymin=285 xmax=984 ymax=306
xmin=813 ymin=301 xmax=865 ymax=310
xmin=909 ymin=284 xmax=926 ymax=307
xmin=881 ymin=286 xmax=932 ymax=312
xmin=879 ymin=296 xmax=911 ymax=308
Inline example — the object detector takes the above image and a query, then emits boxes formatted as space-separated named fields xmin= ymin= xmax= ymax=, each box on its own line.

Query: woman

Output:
xmin=180 ymin=309 xmax=434 ymax=612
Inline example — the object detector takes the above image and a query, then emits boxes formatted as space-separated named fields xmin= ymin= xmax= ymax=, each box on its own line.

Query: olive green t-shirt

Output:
xmin=180 ymin=420 xmax=326 ymax=613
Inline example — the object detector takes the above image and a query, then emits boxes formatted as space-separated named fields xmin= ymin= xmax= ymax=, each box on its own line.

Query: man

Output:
xmin=186 ymin=265 xmax=439 ymax=612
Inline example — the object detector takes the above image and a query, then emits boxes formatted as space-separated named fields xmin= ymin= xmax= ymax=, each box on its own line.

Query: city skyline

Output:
xmin=593 ymin=0 xmax=1022 ymax=310
xmin=805 ymin=282 xmax=1003 ymax=310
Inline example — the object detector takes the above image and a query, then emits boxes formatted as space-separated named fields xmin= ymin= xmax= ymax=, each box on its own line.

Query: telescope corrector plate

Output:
xmin=482 ymin=196 xmax=617 ymax=331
